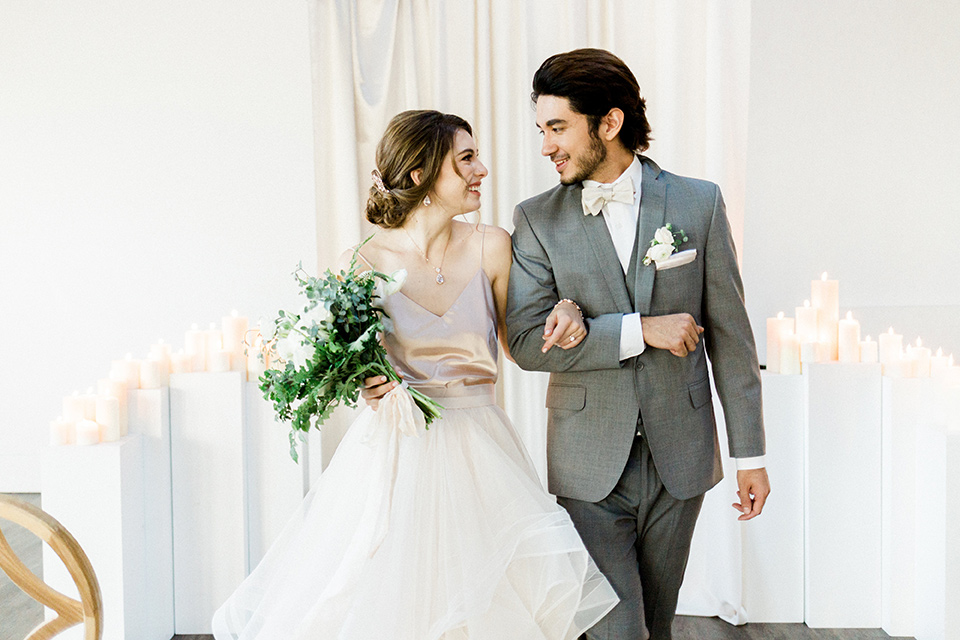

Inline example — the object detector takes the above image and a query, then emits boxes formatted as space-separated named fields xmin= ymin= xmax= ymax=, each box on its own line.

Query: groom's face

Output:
xmin=536 ymin=95 xmax=606 ymax=185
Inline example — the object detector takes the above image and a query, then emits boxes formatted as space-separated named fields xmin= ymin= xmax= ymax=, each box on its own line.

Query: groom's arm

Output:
xmin=506 ymin=203 xmax=625 ymax=373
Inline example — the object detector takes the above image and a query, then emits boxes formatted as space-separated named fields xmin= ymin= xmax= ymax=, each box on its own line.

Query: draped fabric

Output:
xmin=308 ymin=0 xmax=751 ymax=623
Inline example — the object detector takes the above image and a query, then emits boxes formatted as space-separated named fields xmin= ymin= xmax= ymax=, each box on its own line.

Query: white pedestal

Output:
xmin=127 ymin=388 xmax=174 ymax=640
xmin=914 ymin=398 xmax=960 ymax=640
xmin=41 ymin=437 xmax=146 ymax=640
xmin=880 ymin=377 xmax=927 ymax=637
xmin=169 ymin=372 xmax=246 ymax=633
xmin=804 ymin=363 xmax=882 ymax=628
xmin=742 ymin=372 xmax=805 ymax=623
xmin=244 ymin=381 xmax=306 ymax=567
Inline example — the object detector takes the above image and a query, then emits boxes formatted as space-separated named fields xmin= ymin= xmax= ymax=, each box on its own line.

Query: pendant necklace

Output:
xmin=403 ymin=227 xmax=448 ymax=285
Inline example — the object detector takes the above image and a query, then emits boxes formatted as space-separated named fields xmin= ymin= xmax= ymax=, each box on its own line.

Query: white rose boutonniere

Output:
xmin=642 ymin=223 xmax=689 ymax=267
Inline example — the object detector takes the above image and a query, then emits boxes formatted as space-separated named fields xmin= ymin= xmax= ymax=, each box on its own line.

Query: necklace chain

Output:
xmin=403 ymin=228 xmax=448 ymax=285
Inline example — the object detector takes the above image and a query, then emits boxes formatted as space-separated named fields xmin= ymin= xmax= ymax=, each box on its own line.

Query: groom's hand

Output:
xmin=640 ymin=313 xmax=704 ymax=357
xmin=733 ymin=468 xmax=770 ymax=521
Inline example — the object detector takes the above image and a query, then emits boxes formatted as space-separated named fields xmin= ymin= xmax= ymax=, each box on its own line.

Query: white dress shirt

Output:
xmin=583 ymin=157 xmax=765 ymax=471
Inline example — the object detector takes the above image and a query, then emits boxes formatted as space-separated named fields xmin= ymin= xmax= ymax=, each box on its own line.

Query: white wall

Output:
xmin=0 ymin=0 xmax=316 ymax=491
xmin=744 ymin=1 xmax=960 ymax=363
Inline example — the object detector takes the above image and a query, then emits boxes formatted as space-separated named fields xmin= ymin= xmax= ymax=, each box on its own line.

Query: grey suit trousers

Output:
xmin=561 ymin=434 xmax=704 ymax=640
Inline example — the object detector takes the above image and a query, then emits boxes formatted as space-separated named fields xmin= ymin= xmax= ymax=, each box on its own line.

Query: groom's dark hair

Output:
xmin=532 ymin=48 xmax=651 ymax=153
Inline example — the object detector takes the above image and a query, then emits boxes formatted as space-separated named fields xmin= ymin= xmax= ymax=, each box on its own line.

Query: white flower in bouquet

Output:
xmin=260 ymin=316 xmax=278 ymax=341
xmin=275 ymin=333 xmax=316 ymax=370
xmin=374 ymin=268 xmax=408 ymax=300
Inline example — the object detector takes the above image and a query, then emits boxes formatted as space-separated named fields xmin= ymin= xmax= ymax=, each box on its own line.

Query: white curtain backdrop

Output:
xmin=309 ymin=0 xmax=752 ymax=623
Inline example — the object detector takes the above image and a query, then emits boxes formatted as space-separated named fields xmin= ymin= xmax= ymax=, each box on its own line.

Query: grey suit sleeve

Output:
xmin=702 ymin=186 xmax=766 ymax=458
xmin=506 ymin=203 xmax=623 ymax=373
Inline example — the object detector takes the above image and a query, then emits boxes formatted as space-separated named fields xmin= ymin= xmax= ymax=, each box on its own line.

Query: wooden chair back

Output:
xmin=0 ymin=494 xmax=103 ymax=640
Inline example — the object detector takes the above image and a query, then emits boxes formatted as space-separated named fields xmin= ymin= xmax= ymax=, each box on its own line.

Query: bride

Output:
xmin=212 ymin=110 xmax=618 ymax=639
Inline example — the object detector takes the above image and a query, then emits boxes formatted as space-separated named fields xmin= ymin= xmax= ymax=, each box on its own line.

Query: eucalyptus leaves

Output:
xmin=258 ymin=243 xmax=443 ymax=461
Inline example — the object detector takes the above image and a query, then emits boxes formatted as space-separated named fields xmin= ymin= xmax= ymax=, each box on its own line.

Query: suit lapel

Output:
xmin=633 ymin=158 xmax=667 ymax=316
xmin=573 ymin=185 xmax=633 ymax=314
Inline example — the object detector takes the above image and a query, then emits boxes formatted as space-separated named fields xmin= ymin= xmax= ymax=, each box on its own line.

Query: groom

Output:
xmin=505 ymin=49 xmax=769 ymax=640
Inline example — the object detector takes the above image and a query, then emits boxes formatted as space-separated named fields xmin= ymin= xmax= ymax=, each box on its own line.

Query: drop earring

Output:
xmin=423 ymin=195 xmax=431 ymax=206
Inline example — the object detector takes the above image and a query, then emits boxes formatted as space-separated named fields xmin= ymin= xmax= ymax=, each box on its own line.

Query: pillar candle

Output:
xmin=795 ymin=300 xmax=819 ymax=343
xmin=780 ymin=333 xmax=802 ymax=375
xmin=885 ymin=352 xmax=914 ymax=378
xmin=907 ymin=338 xmax=932 ymax=378
xmin=245 ymin=330 xmax=266 ymax=382
xmin=837 ymin=311 xmax=861 ymax=363
xmin=139 ymin=358 xmax=163 ymax=389
xmin=75 ymin=419 xmax=100 ymax=446
xmin=811 ymin=272 xmax=840 ymax=360
xmin=62 ymin=391 xmax=85 ymax=423
xmin=878 ymin=328 xmax=903 ymax=375
xmin=96 ymin=396 xmax=121 ymax=442
xmin=860 ymin=336 xmax=879 ymax=363
xmin=208 ymin=348 xmax=232 ymax=373
xmin=766 ymin=312 xmax=795 ymax=373
xmin=97 ymin=377 xmax=128 ymax=436
xmin=170 ymin=349 xmax=192 ymax=374
xmin=185 ymin=324 xmax=207 ymax=372
xmin=149 ymin=339 xmax=172 ymax=384
xmin=800 ymin=342 xmax=821 ymax=372
xmin=205 ymin=323 xmax=223 ymax=371
xmin=49 ymin=417 xmax=75 ymax=446
xmin=930 ymin=349 xmax=950 ymax=378
xmin=110 ymin=354 xmax=141 ymax=390
xmin=222 ymin=311 xmax=249 ymax=373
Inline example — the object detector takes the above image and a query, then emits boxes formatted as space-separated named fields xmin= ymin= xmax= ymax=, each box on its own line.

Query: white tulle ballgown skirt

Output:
xmin=212 ymin=389 xmax=618 ymax=639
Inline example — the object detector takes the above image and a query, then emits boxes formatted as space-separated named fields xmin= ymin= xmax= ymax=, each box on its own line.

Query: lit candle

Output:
xmin=97 ymin=378 xmax=128 ymax=436
xmin=96 ymin=396 xmax=121 ymax=442
xmin=208 ymin=348 xmax=232 ymax=373
xmin=170 ymin=349 xmax=192 ymax=374
xmin=205 ymin=323 xmax=223 ymax=372
xmin=859 ymin=336 xmax=879 ymax=364
xmin=62 ymin=391 xmax=85 ymax=423
xmin=878 ymin=327 xmax=903 ymax=375
xmin=811 ymin=272 xmax=840 ymax=360
xmin=780 ymin=333 xmax=802 ymax=375
xmin=930 ymin=349 xmax=950 ymax=378
xmin=800 ymin=342 xmax=821 ymax=372
xmin=222 ymin=311 xmax=249 ymax=373
xmin=110 ymin=354 xmax=141 ymax=390
xmin=185 ymin=324 xmax=207 ymax=372
xmin=766 ymin=312 xmax=795 ymax=373
xmin=139 ymin=359 xmax=163 ymax=389
xmin=245 ymin=330 xmax=266 ymax=382
xmin=885 ymin=349 xmax=913 ymax=378
xmin=75 ymin=419 xmax=101 ymax=446
xmin=907 ymin=338 xmax=931 ymax=378
xmin=796 ymin=300 xmax=820 ymax=343
xmin=149 ymin=339 xmax=172 ymax=385
xmin=49 ymin=417 xmax=75 ymax=446
xmin=837 ymin=311 xmax=861 ymax=363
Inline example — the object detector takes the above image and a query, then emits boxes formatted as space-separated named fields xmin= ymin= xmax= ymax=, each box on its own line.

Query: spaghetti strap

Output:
xmin=356 ymin=250 xmax=375 ymax=271
xmin=478 ymin=223 xmax=487 ymax=269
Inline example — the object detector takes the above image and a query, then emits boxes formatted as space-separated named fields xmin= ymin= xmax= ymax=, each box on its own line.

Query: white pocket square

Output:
xmin=655 ymin=249 xmax=697 ymax=271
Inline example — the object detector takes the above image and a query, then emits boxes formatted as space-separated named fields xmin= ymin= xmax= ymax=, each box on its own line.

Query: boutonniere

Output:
xmin=642 ymin=224 xmax=688 ymax=267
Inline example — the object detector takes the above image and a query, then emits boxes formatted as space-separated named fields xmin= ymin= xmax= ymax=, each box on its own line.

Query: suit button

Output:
xmin=636 ymin=362 xmax=645 ymax=371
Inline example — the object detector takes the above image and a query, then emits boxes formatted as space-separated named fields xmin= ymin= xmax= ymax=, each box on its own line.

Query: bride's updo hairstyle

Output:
xmin=366 ymin=110 xmax=473 ymax=229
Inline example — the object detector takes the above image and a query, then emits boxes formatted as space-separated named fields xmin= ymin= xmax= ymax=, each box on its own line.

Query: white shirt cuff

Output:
xmin=619 ymin=313 xmax=646 ymax=361
xmin=735 ymin=455 xmax=766 ymax=471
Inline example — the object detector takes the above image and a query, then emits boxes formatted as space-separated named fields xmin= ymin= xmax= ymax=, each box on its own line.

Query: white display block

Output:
xmin=244 ymin=381 xmax=307 ymax=568
xmin=914 ymin=410 xmax=960 ymax=639
xmin=880 ymin=377 xmax=927 ymax=637
xmin=41 ymin=437 xmax=146 ymax=640
xmin=742 ymin=372 xmax=805 ymax=623
xmin=169 ymin=372 xmax=246 ymax=633
xmin=127 ymin=388 xmax=174 ymax=640
xmin=804 ymin=362 xmax=882 ymax=628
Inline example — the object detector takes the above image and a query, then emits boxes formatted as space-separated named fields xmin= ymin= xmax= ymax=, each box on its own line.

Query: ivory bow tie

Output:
xmin=581 ymin=178 xmax=635 ymax=216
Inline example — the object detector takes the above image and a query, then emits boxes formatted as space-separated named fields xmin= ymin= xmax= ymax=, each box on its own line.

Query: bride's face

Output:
xmin=430 ymin=129 xmax=487 ymax=215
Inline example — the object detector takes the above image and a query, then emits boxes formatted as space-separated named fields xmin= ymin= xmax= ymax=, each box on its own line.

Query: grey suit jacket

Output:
xmin=506 ymin=156 xmax=765 ymax=502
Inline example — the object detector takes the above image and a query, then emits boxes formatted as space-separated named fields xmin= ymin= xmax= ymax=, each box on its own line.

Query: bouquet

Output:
xmin=257 ymin=243 xmax=443 ymax=461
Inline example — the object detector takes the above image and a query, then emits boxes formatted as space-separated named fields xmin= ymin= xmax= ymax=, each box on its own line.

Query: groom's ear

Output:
xmin=599 ymin=108 xmax=624 ymax=142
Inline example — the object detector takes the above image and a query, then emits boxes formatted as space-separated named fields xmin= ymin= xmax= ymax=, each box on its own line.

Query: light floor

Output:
xmin=2 ymin=493 xmax=907 ymax=640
